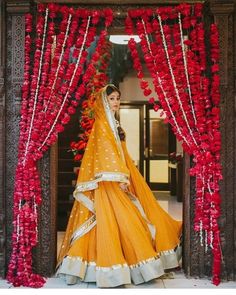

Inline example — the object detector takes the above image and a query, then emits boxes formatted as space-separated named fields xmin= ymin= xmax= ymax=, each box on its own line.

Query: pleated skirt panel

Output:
xmin=56 ymin=180 xmax=182 ymax=287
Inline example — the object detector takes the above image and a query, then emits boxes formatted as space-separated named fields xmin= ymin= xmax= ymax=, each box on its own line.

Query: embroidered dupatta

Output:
xmin=57 ymin=84 xmax=130 ymax=264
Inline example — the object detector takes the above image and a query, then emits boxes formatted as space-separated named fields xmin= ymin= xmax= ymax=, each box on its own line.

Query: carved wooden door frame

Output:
xmin=1 ymin=0 xmax=236 ymax=281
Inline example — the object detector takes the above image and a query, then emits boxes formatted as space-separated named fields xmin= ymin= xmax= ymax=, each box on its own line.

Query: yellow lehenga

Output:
xmin=56 ymin=85 xmax=182 ymax=287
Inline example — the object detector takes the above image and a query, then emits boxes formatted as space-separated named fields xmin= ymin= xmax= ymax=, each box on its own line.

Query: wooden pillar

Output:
xmin=210 ymin=2 xmax=235 ymax=281
xmin=3 ymin=0 xmax=30 ymax=279
xmin=0 ymin=0 xmax=6 ymax=278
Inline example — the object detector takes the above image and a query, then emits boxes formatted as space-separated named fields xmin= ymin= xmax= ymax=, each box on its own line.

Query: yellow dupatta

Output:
xmin=57 ymin=84 xmax=130 ymax=264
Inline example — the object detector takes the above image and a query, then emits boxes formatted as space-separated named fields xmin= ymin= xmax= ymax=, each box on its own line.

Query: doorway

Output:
xmin=145 ymin=104 xmax=170 ymax=191
xmin=120 ymin=102 xmax=183 ymax=192
xmin=56 ymin=18 xmax=183 ymax=263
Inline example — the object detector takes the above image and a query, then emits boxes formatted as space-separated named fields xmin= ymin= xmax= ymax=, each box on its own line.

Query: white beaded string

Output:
xmin=199 ymin=220 xmax=203 ymax=246
xmin=199 ymin=183 xmax=205 ymax=246
xmin=43 ymin=13 xmax=72 ymax=114
xmin=178 ymin=13 xmax=198 ymax=127
xmin=207 ymin=179 xmax=214 ymax=249
xmin=157 ymin=14 xmax=198 ymax=148
xmin=38 ymin=16 xmax=91 ymax=151
xmin=205 ymin=229 xmax=208 ymax=252
xmin=197 ymin=167 xmax=206 ymax=247
xmin=141 ymin=19 xmax=190 ymax=148
xmin=23 ymin=8 xmax=49 ymax=166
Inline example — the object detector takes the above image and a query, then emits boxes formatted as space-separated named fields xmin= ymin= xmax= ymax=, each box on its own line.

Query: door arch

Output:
xmin=1 ymin=0 xmax=235 ymax=283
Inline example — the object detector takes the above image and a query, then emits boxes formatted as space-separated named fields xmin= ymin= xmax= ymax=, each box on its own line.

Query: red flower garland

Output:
xmin=70 ymin=37 xmax=112 ymax=164
xmin=126 ymin=3 xmax=223 ymax=286
xmin=7 ymin=4 xmax=113 ymax=288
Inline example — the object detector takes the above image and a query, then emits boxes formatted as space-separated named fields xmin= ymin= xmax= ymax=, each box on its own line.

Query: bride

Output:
xmin=56 ymin=84 xmax=182 ymax=288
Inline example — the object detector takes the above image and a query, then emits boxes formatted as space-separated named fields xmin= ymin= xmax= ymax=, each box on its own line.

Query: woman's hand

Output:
xmin=119 ymin=183 xmax=129 ymax=192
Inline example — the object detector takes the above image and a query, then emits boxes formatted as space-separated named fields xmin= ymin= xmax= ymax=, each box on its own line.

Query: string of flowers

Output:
xmin=127 ymin=15 xmax=191 ymax=150
xmin=23 ymin=8 xmax=49 ymax=165
xmin=7 ymin=3 xmax=113 ymax=288
xmin=157 ymin=14 xmax=199 ymax=148
xmin=70 ymin=36 xmax=112 ymax=163
xmin=143 ymin=20 xmax=194 ymax=150
xmin=139 ymin=12 xmax=213 ymax=253
xmin=35 ymin=9 xmax=113 ymax=155
xmin=158 ymin=11 xmax=212 ymax=249
xmin=38 ymin=16 xmax=92 ymax=151
xmin=160 ymin=7 xmax=222 ymax=285
xmin=176 ymin=8 xmax=217 ymax=251
xmin=126 ymin=3 xmax=222 ymax=286
xmin=43 ymin=13 xmax=72 ymax=114
xmin=6 ymin=12 xmax=44 ymax=288
xmin=207 ymin=23 xmax=222 ymax=286
xmin=19 ymin=13 xmax=33 ymax=159
xmin=33 ymin=10 xmax=78 ymax=156
xmin=7 ymin=7 xmax=50 ymax=287
xmin=125 ymin=15 xmax=158 ymax=110
xmin=178 ymin=12 xmax=197 ymax=127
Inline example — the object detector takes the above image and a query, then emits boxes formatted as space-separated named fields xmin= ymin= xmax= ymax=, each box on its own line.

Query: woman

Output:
xmin=56 ymin=84 xmax=182 ymax=288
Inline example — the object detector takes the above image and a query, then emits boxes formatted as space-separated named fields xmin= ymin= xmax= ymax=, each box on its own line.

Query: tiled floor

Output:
xmin=154 ymin=191 xmax=183 ymax=221
xmin=1 ymin=270 xmax=236 ymax=289
xmin=1 ymin=193 xmax=235 ymax=290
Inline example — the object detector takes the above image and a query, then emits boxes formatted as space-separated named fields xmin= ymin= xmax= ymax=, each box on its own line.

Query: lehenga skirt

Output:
xmin=56 ymin=178 xmax=182 ymax=287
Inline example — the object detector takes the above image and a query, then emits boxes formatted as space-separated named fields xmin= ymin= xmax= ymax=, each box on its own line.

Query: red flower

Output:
xmin=37 ymin=4 xmax=45 ymax=13
xmin=74 ymin=153 xmax=83 ymax=161
xmin=153 ymin=104 xmax=160 ymax=112
xmin=148 ymin=97 xmax=155 ymax=104
xmin=143 ymin=88 xmax=152 ymax=96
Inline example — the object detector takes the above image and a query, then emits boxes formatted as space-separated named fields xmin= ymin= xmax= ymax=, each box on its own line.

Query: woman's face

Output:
xmin=107 ymin=91 xmax=121 ymax=113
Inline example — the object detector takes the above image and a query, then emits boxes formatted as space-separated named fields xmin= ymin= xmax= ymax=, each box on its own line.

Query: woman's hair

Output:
xmin=105 ymin=85 xmax=121 ymax=121
xmin=105 ymin=85 xmax=121 ymax=97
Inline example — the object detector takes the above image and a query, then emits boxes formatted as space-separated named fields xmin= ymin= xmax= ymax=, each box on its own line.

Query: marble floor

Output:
xmin=1 ymin=269 xmax=236 ymax=290
xmin=1 ymin=193 xmax=235 ymax=290
xmin=153 ymin=191 xmax=183 ymax=221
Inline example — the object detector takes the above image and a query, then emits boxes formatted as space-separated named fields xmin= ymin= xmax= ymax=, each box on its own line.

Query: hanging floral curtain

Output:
xmin=7 ymin=3 xmax=113 ymax=288
xmin=125 ymin=3 xmax=222 ymax=286
xmin=70 ymin=37 xmax=112 ymax=164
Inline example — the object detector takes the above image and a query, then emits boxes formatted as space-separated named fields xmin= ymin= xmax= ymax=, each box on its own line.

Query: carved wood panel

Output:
xmin=33 ymin=151 xmax=57 ymax=277
xmin=210 ymin=3 xmax=235 ymax=281
xmin=0 ymin=0 xmax=6 ymax=279
xmin=234 ymin=1 xmax=236 ymax=283
xmin=5 ymin=13 xmax=24 ymax=274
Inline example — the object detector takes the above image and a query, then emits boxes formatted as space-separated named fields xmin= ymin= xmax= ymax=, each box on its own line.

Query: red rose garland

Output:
xmin=126 ymin=3 xmax=222 ymax=286
xmin=7 ymin=10 xmax=47 ymax=288
xmin=23 ymin=8 xmax=49 ymax=165
xmin=70 ymin=37 xmax=112 ymax=163
xmin=207 ymin=23 xmax=222 ymax=286
xmin=37 ymin=16 xmax=93 ymax=152
xmin=7 ymin=4 xmax=113 ymax=288
xmin=127 ymin=14 xmax=192 ymax=151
